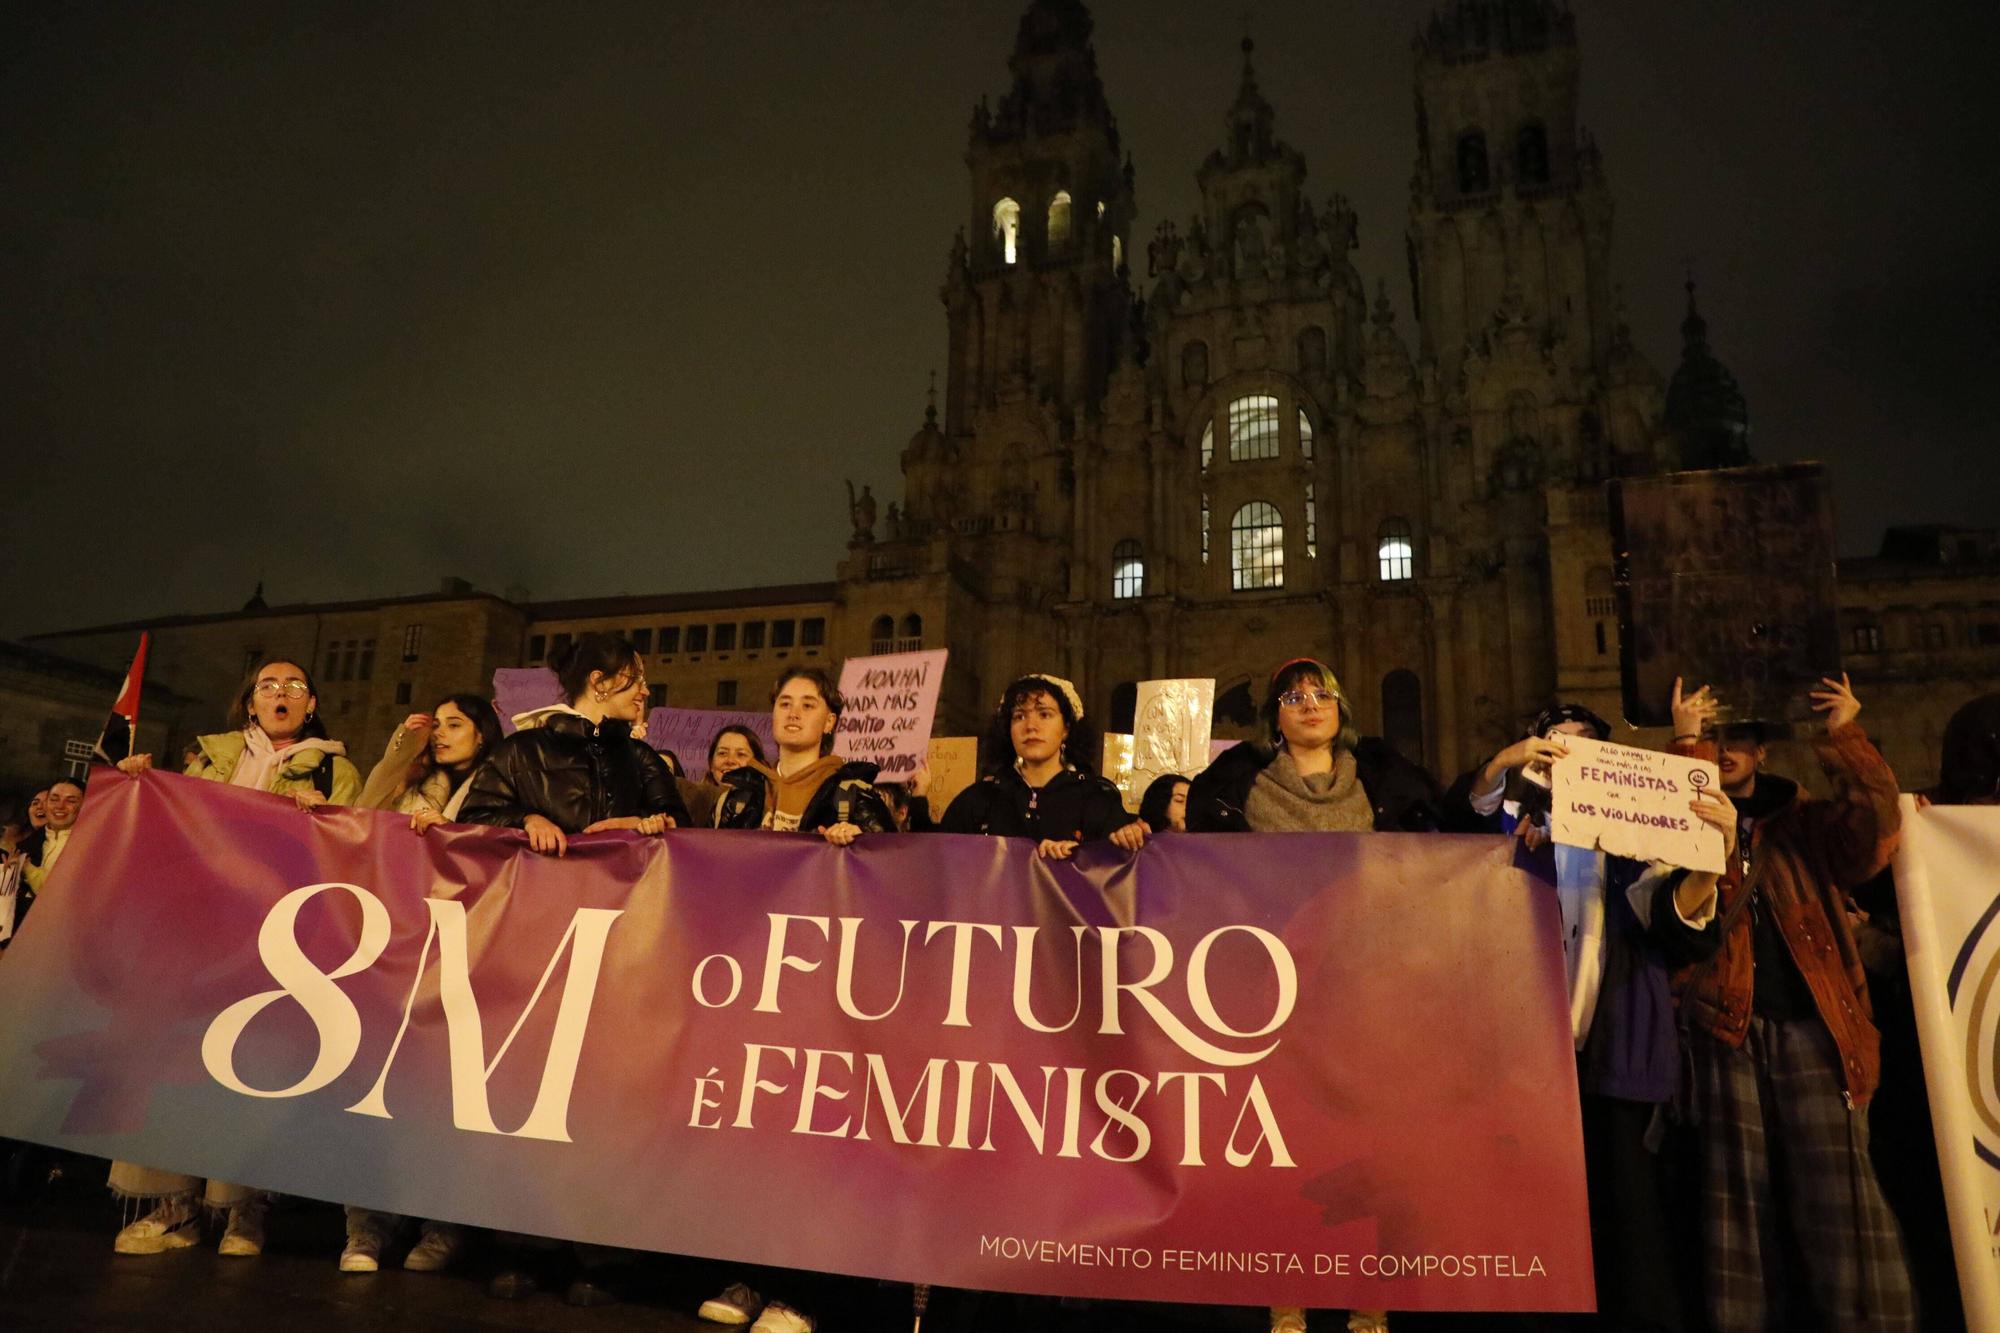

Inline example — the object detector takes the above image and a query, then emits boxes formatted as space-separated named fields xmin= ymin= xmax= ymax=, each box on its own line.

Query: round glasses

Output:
xmin=253 ymin=681 xmax=311 ymax=699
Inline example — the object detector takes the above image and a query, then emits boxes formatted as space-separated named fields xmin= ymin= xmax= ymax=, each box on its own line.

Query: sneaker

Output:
xmin=339 ymin=1210 xmax=392 ymax=1273
xmin=217 ymin=1196 xmax=267 ymax=1257
xmin=113 ymin=1198 xmax=199 ymax=1255
xmin=700 ymin=1282 xmax=764 ymax=1325
xmin=402 ymin=1222 xmax=465 ymax=1272
xmin=748 ymin=1302 xmax=815 ymax=1333
xmin=1345 ymin=1313 xmax=1388 ymax=1333
xmin=1270 ymin=1308 xmax=1308 ymax=1333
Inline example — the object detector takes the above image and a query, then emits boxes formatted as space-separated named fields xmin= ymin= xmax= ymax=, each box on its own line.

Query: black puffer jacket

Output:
xmin=939 ymin=767 xmax=1130 ymax=841
xmin=1186 ymin=737 xmax=1444 ymax=833
xmin=714 ymin=761 xmax=896 ymax=834
xmin=458 ymin=712 xmax=688 ymax=834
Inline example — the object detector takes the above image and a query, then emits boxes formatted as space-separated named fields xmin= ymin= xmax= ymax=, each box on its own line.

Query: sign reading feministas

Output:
xmin=0 ymin=770 xmax=1594 ymax=1313
xmin=832 ymin=649 xmax=947 ymax=779
xmin=1892 ymin=800 xmax=2000 ymax=1330
xmin=1550 ymin=735 xmax=1724 ymax=872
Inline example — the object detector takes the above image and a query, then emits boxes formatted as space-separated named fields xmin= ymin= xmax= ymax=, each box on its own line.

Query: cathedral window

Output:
xmin=1231 ymin=502 xmax=1286 ymax=591
xmin=1112 ymin=539 xmax=1144 ymax=599
xmin=1378 ymin=519 xmax=1414 ymax=582
xmin=870 ymin=614 xmax=895 ymax=654
xmin=1112 ymin=234 xmax=1123 ymax=269
xmin=1182 ymin=340 xmax=1209 ymax=389
xmin=993 ymin=197 xmax=1021 ymax=265
xmin=1048 ymin=191 xmax=1073 ymax=250
xmin=1298 ymin=408 xmax=1315 ymax=462
xmin=1516 ymin=122 xmax=1550 ymax=187
xmin=1200 ymin=493 xmax=1211 ymax=564
xmin=1456 ymin=131 xmax=1490 ymax=194
xmin=1304 ymin=483 xmax=1318 ymax=559
xmin=1228 ymin=394 xmax=1282 ymax=461
xmin=1200 ymin=421 xmax=1214 ymax=470
xmin=900 ymin=613 xmax=924 ymax=649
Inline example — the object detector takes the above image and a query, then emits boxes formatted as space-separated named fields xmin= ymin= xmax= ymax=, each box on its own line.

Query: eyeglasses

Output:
xmin=253 ymin=681 xmax=311 ymax=699
xmin=1278 ymin=689 xmax=1340 ymax=709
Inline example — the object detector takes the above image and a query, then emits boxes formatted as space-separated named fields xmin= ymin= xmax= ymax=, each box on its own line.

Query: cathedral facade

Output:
xmin=842 ymin=0 xmax=1678 ymax=773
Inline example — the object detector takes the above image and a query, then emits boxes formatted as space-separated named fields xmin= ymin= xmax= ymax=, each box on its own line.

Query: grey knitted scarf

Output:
xmin=1244 ymin=747 xmax=1373 ymax=833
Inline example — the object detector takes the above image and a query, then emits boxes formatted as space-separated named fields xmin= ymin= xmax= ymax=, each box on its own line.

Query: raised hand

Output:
xmin=1689 ymin=789 xmax=1738 ymax=860
xmin=1671 ymin=677 xmax=1718 ymax=740
xmin=1809 ymin=672 xmax=1862 ymax=732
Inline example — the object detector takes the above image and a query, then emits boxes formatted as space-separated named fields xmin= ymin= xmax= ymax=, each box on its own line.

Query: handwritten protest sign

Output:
xmin=1132 ymin=678 xmax=1215 ymax=803
xmin=650 ymin=709 xmax=776 ymax=781
xmin=925 ymin=736 xmax=979 ymax=810
xmin=832 ymin=650 xmax=947 ymax=779
xmin=492 ymin=668 xmax=564 ymax=732
xmin=1551 ymin=734 xmax=1724 ymax=872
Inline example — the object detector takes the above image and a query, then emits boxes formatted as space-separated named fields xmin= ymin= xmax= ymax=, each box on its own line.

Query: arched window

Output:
xmin=1378 ymin=519 xmax=1414 ymax=582
xmin=1200 ymin=421 xmax=1214 ymax=469
xmin=1304 ymin=482 xmax=1318 ymax=559
xmin=1381 ymin=669 xmax=1425 ymax=763
xmin=1111 ymin=234 xmax=1123 ymax=270
xmin=992 ymin=197 xmax=1021 ymax=265
xmin=1200 ymin=492 xmax=1211 ymax=564
xmin=1228 ymin=394 xmax=1281 ymax=461
xmin=1516 ymin=122 xmax=1550 ymax=186
xmin=1047 ymin=190 xmax=1072 ymax=250
xmin=870 ymin=614 xmax=895 ymax=654
xmin=1297 ymin=326 xmax=1327 ymax=375
xmin=1182 ymin=340 xmax=1209 ymax=388
xmin=899 ymin=613 xmax=923 ymax=648
xmin=1231 ymin=502 xmax=1286 ymax=591
xmin=1111 ymin=539 xmax=1144 ymax=599
xmin=1456 ymin=131 xmax=1490 ymax=194
xmin=1297 ymin=408 xmax=1314 ymax=462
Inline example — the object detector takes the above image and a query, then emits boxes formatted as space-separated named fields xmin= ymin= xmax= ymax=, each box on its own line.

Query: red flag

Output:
xmin=91 ymin=633 xmax=149 ymax=764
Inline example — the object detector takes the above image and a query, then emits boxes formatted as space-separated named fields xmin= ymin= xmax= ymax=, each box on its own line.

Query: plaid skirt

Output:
xmin=1689 ymin=1017 xmax=1915 ymax=1332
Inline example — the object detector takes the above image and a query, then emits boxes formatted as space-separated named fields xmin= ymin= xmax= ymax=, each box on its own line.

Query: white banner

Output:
xmin=1892 ymin=798 xmax=2000 ymax=1329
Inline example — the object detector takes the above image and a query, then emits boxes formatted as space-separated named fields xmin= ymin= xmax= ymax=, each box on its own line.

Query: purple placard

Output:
xmin=492 ymin=668 xmax=564 ymax=733
xmin=648 ymin=708 xmax=775 ymax=781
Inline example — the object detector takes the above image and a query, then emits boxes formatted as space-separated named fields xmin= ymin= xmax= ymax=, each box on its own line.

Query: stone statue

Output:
xmin=845 ymin=480 xmax=877 ymax=544
xmin=885 ymin=500 xmax=903 ymax=541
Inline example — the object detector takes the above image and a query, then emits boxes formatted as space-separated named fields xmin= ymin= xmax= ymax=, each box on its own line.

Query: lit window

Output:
xmin=1096 ymin=200 xmax=1105 ymax=219
xmin=1200 ymin=421 xmax=1214 ymax=469
xmin=1112 ymin=234 xmax=1123 ymax=269
xmin=1378 ymin=519 xmax=1414 ymax=582
xmin=1228 ymin=395 xmax=1281 ymax=461
xmin=1304 ymin=484 xmax=1318 ymax=560
xmin=402 ymin=624 xmax=424 ymax=662
xmin=1231 ymin=502 xmax=1285 ymax=591
xmin=1112 ymin=539 xmax=1144 ymax=598
xmin=993 ymin=197 xmax=1021 ymax=265
xmin=1201 ymin=493 xmax=1211 ymax=565
xmin=1048 ymin=191 xmax=1072 ymax=249
xmin=1298 ymin=409 xmax=1314 ymax=463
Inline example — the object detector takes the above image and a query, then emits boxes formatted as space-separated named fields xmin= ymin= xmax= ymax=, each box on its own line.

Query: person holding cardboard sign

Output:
xmin=1646 ymin=673 xmax=1915 ymax=1333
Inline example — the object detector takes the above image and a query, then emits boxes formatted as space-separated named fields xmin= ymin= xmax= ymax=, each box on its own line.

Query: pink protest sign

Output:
xmin=492 ymin=668 xmax=563 ymax=732
xmin=832 ymin=649 xmax=948 ymax=780
xmin=649 ymin=708 xmax=775 ymax=781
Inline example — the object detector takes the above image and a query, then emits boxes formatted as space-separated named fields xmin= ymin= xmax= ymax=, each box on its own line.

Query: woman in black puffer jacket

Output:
xmin=459 ymin=633 xmax=687 ymax=854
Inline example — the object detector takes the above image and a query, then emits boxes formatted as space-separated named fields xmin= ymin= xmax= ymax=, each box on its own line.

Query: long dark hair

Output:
xmin=982 ymin=675 xmax=1100 ymax=776
xmin=429 ymin=693 xmax=504 ymax=777
xmin=226 ymin=658 xmax=330 ymax=740
xmin=1137 ymin=773 xmax=1188 ymax=832
xmin=550 ymin=632 xmax=641 ymax=705
xmin=708 ymin=724 xmax=767 ymax=768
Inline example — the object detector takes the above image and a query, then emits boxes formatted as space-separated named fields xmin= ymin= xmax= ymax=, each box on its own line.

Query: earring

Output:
xmin=594 ymin=690 xmax=608 ymax=703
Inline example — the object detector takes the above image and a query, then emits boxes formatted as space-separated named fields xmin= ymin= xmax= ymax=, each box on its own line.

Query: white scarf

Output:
xmin=229 ymin=726 xmax=346 ymax=794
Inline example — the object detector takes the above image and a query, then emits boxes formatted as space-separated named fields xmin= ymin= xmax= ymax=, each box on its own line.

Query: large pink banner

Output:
xmin=0 ymin=770 xmax=1592 ymax=1311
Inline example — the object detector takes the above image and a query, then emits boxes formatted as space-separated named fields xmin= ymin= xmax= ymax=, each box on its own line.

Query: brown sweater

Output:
xmin=1670 ymin=722 xmax=1901 ymax=1106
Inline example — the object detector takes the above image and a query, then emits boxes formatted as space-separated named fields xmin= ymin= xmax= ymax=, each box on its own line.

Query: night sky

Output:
xmin=5 ymin=1 xmax=1995 ymax=640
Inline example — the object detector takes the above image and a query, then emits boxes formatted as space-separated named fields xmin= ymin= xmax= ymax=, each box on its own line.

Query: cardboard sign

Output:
xmin=492 ymin=667 xmax=564 ymax=732
xmin=1131 ymin=678 xmax=1216 ymax=802
xmin=923 ymin=736 xmax=979 ymax=812
xmin=1551 ymin=734 xmax=1724 ymax=872
xmin=1612 ymin=463 xmax=1842 ymax=728
xmin=648 ymin=709 xmax=777 ymax=782
xmin=832 ymin=650 xmax=948 ymax=779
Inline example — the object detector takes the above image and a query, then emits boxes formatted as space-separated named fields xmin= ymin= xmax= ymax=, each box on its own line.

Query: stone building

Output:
xmin=19 ymin=0 xmax=2000 ymax=795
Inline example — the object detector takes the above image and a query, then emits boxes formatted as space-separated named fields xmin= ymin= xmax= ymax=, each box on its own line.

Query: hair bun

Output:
xmin=546 ymin=640 xmax=579 ymax=674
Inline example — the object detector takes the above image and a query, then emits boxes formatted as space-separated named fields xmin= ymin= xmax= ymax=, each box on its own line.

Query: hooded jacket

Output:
xmin=938 ymin=766 xmax=1129 ymax=841
xmin=188 ymin=729 xmax=362 ymax=805
xmin=457 ymin=711 xmax=687 ymax=834
xmin=1658 ymin=722 xmax=1900 ymax=1106
xmin=714 ymin=758 xmax=894 ymax=834
xmin=1186 ymin=737 xmax=1445 ymax=833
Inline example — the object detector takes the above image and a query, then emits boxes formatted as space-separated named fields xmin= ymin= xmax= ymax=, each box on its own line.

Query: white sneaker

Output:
xmin=748 ymin=1301 xmax=815 ymax=1333
xmin=1346 ymin=1312 xmax=1388 ymax=1333
xmin=1270 ymin=1308 xmax=1308 ymax=1333
xmin=113 ymin=1198 xmax=199 ymax=1255
xmin=402 ymin=1222 xmax=464 ymax=1273
xmin=217 ymin=1196 xmax=267 ymax=1257
xmin=339 ymin=1210 xmax=392 ymax=1272
xmin=699 ymin=1281 xmax=763 ymax=1325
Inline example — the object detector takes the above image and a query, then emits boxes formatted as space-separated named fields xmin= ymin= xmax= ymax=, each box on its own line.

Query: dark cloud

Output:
xmin=3 ymin=1 xmax=1995 ymax=637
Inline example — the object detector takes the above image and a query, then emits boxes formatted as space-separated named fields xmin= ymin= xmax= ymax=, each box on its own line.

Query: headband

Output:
xmin=1004 ymin=674 xmax=1085 ymax=721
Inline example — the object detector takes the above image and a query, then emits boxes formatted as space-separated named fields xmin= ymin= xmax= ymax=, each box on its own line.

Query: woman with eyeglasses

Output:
xmin=105 ymin=658 xmax=360 ymax=1258
xmin=1185 ymin=659 xmax=1442 ymax=1333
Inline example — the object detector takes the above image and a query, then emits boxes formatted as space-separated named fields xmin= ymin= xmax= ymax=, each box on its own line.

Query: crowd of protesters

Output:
xmin=4 ymin=626 xmax=1996 ymax=1333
